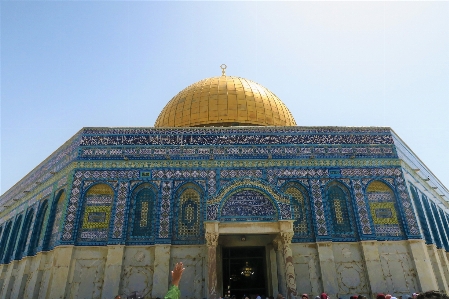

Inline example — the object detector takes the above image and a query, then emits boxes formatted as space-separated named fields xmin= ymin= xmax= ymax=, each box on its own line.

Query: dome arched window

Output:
xmin=283 ymin=182 xmax=314 ymax=240
xmin=78 ymin=183 xmax=114 ymax=243
xmin=0 ymin=221 xmax=12 ymax=261
xmin=174 ymin=183 xmax=203 ymax=243
xmin=4 ymin=215 xmax=23 ymax=263
xmin=15 ymin=209 xmax=34 ymax=260
xmin=326 ymin=182 xmax=357 ymax=240
xmin=47 ymin=190 xmax=66 ymax=249
xmin=28 ymin=199 xmax=48 ymax=255
xmin=128 ymin=184 xmax=156 ymax=240
xmin=366 ymin=180 xmax=403 ymax=238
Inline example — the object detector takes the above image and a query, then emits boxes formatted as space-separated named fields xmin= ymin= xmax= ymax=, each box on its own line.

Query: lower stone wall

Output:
xmin=288 ymin=240 xmax=449 ymax=299
xmin=0 ymin=240 xmax=447 ymax=299
xmin=376 ymin=242 xmax=419 ymax=296
xmin=290 ymin=243 xmax=322 ymax=296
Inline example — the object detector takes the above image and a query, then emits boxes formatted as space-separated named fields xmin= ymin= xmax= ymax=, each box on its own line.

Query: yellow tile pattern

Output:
xmin=178 ymin=188 xmax=200 ymax=237
xmin=285 ymin=187 xmax=308 ymax=233
xmin=87 ymin=184 xmax=114 ymax=196
xmin=82 ymin=206 xmax=111 ymax=229
xmin=155 ymin=76 xmax=297 ymax=127
xmin=140 ymin=202 xmax=149 ymax=227
xmin=370 ymin=202 xmax=399 ymax=225
xmin=367 ymin=181 xmax=391 ymax=193
xmin=334 ymin=200 xmax=344 ymax=224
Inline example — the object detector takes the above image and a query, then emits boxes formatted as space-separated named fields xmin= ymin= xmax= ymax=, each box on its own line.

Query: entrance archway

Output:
xmin=205 ymin=221 xmax=297 ymax=299
xmin=222 ymin=246 xmax=267 ymax=299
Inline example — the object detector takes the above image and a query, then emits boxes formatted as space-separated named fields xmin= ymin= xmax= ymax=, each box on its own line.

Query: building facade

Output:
xmin=0 ymin=74 xmax=448 ymax=299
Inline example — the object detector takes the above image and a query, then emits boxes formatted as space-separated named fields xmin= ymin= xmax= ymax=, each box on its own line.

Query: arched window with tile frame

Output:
xmin=173 ymin=183 xmax=203 ymax=243
xmin=15 ymin=208 xmax=34 ymax=260
xmin=78 ymin=183 xmax=114 ymax=244
xmin=127 ymin=183 xmax=157 ymax=241
xmin=0 ymin=225 xmax=3 ymax=248
xmin=28 ymin=199 xmax=48 ymax=255
xmin=366 ymin=180 xmax=403 ymax=238
xmin=326 ymin=181 xmax=357 ymax=240
xmin=0 ymin=221 xmax=12 ymax=261
xmin=282 ymin=182 xmax=314 ymax=241
xmin=4 ymin=214 xmax=23 ymax=263
xmin=47 ymin=190 xmax=67 ymax=249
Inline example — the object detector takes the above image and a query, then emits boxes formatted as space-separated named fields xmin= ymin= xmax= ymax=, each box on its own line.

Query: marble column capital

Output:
xmin=280 ymin=231 xmax=293 ymax=247
xmin=273 ymin=236 xmax=283 ymax=252
xmin=205 ymin=232 xmax=219 ymax=247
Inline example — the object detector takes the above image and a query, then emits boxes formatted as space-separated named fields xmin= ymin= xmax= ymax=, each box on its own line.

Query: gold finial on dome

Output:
xmin=220 ymin=64 xmax=227 ymax=76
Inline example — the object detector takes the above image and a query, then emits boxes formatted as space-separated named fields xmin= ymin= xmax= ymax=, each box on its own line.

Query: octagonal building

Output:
xmin=0 ymin=71 xmax=448 ymax=299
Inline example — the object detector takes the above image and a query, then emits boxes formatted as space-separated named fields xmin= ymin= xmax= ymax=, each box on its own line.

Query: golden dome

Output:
xmin=154 ymin=75 xmax=296 ymax=127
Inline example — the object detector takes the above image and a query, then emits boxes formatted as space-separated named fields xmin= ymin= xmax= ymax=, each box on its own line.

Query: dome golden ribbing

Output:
xmin=154 ymin=76 xmax=296 ymax=127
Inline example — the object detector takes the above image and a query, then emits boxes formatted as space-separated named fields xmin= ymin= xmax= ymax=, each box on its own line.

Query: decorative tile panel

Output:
xmin=220 ymin=190 xmax=277 ymax=222
xmin=310 ymin=179 xmax=327 ymax=236
xmin=152 ymin=170 xmax=216 ymax=196
xmin=327 ymin=184 xmax=355 ymax=238
xmin=394 ymin=177 xmax=420 ymax=236
xmin=158 ymin=181 xmax=171 ymax=239
xmin=366 ymin=181 xmax=403 ymax=237
xmin=351 ymin=180 xmax=372 ymax=235
xmin=48 ymin=191 xmax=66 ymax=248
xmin=78 ymin=183 xmax=114 ymax=242
xmin=283 ymin=183 xmax=314 ymax=239
xmin=62 ymin=170 xmax=139 ymax=242
xmin=267 ymin=169 xmax=329 ymax=185
xmin=112 ymin=182 xmax=128 ymax=239
xmin=176 ymin=186 xmax=201 ymax=241
xmin=220 ymin=169 xmax=263 ymax=179
xmin=81 ymin=128 xmax=394 ymax=147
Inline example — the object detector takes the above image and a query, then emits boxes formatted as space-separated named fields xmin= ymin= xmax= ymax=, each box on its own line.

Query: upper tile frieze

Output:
xmin=80 ymin=127 xmax=394 ymax=147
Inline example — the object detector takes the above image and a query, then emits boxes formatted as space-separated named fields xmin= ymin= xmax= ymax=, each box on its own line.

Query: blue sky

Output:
xmin=1 ymin=1 xmax=448 ymax=194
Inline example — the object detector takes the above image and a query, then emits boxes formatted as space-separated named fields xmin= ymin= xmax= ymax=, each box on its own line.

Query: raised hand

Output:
xmin=171 ymin=262 xmax=185 ymax=287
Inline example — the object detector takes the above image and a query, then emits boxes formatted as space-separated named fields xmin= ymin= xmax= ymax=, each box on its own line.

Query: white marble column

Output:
xmin=206 ymin=231 xmax=219 ymax=299
xmin=280 ymin=232 xmax=298 ymax=299
xmin=268 ymin=244 xmax=279 ymax=297
xmin=273 ymin=236 xmax=286 ymax=297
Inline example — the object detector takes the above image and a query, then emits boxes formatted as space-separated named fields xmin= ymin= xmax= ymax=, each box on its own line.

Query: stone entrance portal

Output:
xmin=205 ymin=221 xmax=298 ymax=299
xmin=222 ymin=247 xmax=267 ymax=299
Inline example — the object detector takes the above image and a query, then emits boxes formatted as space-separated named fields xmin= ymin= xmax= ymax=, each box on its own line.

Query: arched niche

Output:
xmin=366 ymin=180 xmax=403 ymax=238
xmin=0 ymin=221 xmax=13 ymax=261
xmin=127 ymin=183 xmax=157 ymax=241
xmin=4 ymin=214 xmax=23 ymax=263
xmin=173 ymin=182 xmax=204 ymax=243
xmin=282 ymin=182 xmax=314 ymax=240
xmin=28 ymin=199 xmax=48 ymax=255
xmin=325 ymin=181 xmax=357 ymax=240
xmin=47 ymin=190 xmax=67 ymax=249
xmin=16 ymin=208 xmax=34 ymax=260
xmin=78 ymin=183 xmax=114 ymax=244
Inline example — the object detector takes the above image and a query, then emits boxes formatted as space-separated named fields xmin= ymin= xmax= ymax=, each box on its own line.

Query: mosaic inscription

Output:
xmin=220 ymin=190 xmax=277 ymax=221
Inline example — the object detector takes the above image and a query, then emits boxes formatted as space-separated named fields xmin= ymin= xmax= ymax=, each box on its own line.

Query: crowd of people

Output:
xmin=113 ymin=262 xmax=449 ymax=299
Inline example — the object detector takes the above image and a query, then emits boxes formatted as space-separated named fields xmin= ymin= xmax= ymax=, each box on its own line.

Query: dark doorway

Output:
xmin=222 ymin=247 xmax=267 ymax=299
